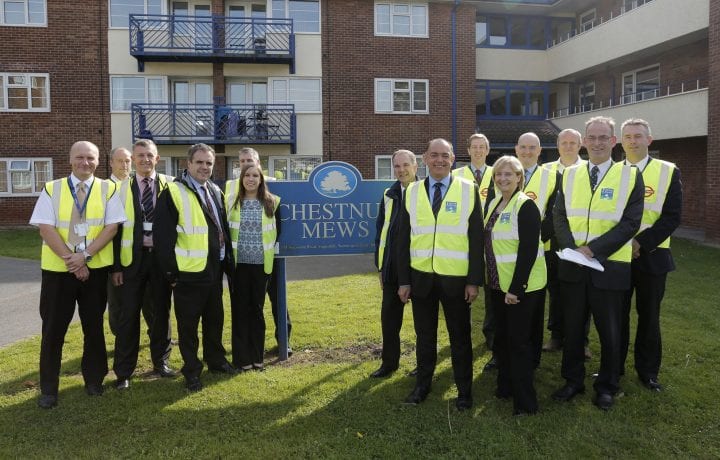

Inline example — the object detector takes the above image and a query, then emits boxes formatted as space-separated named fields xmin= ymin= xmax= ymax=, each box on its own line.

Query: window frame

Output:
xmin=269 ymin=77 xmax=322 ymax=113
xmin=110 ymin=75 xmax=167 ymax=113
xmin=0 ymin=0 xmax=46 ymax=27
xmin=579 ymin=8 xmax=596 ymax=32
xmin=109 ymin=0 xmax=163 ymax=29
xmin=0 ymin=72 xmax=50 ymax=112
xmin=374 ymin=2 xmax=428 ymax=38
xmin=271 ymin=0 xmax=321 ymax=34
xmin=268 ymin=155 xmax=323 ymax=181
xmin=476 ymin=80 xmax=548 ymax=120
xmin=578 ymin=80 xmax=595 ymax=112
xmin=375 ymin=154 xmax=428 ymax=180
xmin=621 ymin=64 xmax=660 ymax=104
xmin=0 ymin=157 xmax=52 ymax=196
xmin=475 ymin=13 xmax=574 ymax=50
xmin=374 ymin=78 xmax=429 ymax=115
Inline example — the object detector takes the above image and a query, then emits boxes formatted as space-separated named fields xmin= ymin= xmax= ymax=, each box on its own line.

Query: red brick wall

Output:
xmin=322 ymin=0 xmax=476 ymax=178
xmin=707 ymin=0 xmax=720 ymax=242
xmin=0 ymin=0 xmax=110 ymax=225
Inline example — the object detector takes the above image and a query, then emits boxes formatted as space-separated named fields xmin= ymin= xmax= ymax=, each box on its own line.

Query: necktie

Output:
xmin=141 ymin=177 xmax=154 ymax=236
xmin=202 ymin=185 xmax=224 ymax=245
xmin=474 ymin=168 xmax=482 ymax=184
xmin=525 ymin=169 xmax=532 ymax=185
xmin=590 ymin=166 xmax=599 ymax=191
xmin=432 ymin=182 xmax=443 ymax=216
xmin=68 ymin=182 xmax=87 ymax=248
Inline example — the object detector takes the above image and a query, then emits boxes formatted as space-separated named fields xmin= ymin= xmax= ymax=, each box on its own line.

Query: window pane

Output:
xmin=509 ymin=89 xmax=524 ymax=115
xmin=8 ymin=87 xmax=28 ymax=109
xmin=8 ymin=75 xmax=25 ymax=85
xmin=110 ymin=0 xmax=144 ymax=27
xmin=0 ymin=76 xmax=4 ymax=109
xmin=394 ymin=81 xmax=409 ymax=91
xmin=510 ymin=18 xmax=527 ymax=46
xmin=528 ymin=90 xmax=543 ymax=116
xmin=411 ymin=6 xmax=426 ymax=36
xmin=376 ymin=80 xmax=392 ymax=112
xmin=289 ymin=79 xmax=320 ymax=112
xmin=289 ymin=0 xmax=319 ymax=33
xmin=272 ymin=79 xmax=288 ymax=104
xmin=376 ymin=157 xmax=392 ymax=179
xmin=28 ymin=0 xmax=45 ymax=23
xmin=11 ymin=171 xmax=32 ymax=193
xmin=4 ymin=1 xmax=25 ymax=24
xmin=416 ymin=157 xmax=428 ymax=179
xmin=376 ymin=4 xmax=390 ymax=34
xmin=412 ymin=81 xmax=426 ymax=112
xmin=31 ymin=76 xmax=47 ymax=108
xmin=112 ymin=76 xmax=145 ymax=111
xmin=636 ymin=66 xmax=659 ymax=100
xmin=489 ymin=88 xmax=506 ymax=115
xmin=0 ymin=161 xmax=6 ymax=192
xmin=34 ymin=160 xmax=50 ymax=192
xmin=272 ymin=0 xmax=285 ymax=18
xmin=529 ymin=18 xmax=545 ymax=47
xmin=147 ymin=78 xmax=163 ymax=103
xmin=551 ymin=19 xmax=572 ymax=44
xmin=476 ymin=16 xmax=488 ymax=45
xmin=393 ymin=91 xmax=410 ymax=112
xmin=476 ymin=87 xmax=487 ymax=116
xmin=392 ymin=14 xmax=410 ymax=35
xmin=147 ymin=0 xmax=162 ymax=15
xmin=488 ymin=17 xmax=506 ymax=46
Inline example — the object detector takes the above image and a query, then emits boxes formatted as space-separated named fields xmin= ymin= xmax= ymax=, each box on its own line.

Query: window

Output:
xmin=110 ymin=0 xmax=162 ymax=28
xmin=476 ymin=80 xmax=547 ymax=119
xmin=578 ymin=81 xmax=595 ymax=112
xmin=111 ymin=76 xmax=165 ymax=111
xmin=375 ymin=78 xmax=428 ymax=114
xmin=0 ymin=0 xmax=45 ymax=26
xmin=270 ymin=78 xmax=321 ymax=112
xmin=0 ymin=73 xmax=49 ymax=111
xmin=0 ymin=157 xmax=51 ymax=195
xmin=375 ymin=155 xmax=428 ymax=180
xmin=623 ymin=0 xmax=651 ymax=13
xmin=272 ymin=0 xmax=320 ymax=33
xmin=622 ymin=65 xmax=659 ymax=104
xmin=579 ymin=9 xmax=595 ymax=32
xmin=375 ymin=2 xmax=427 ymax=37
xmin=269 ymin=156 xmax=322 ymax=181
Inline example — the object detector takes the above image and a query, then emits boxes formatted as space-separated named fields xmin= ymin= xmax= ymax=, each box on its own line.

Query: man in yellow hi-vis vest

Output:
xmin=30 ymin=141 xmax=125 ymax=409
xmin=552 ymin=116 xmax=644 ymax=411
xmin=396 ymin=138 xmax=484 ymax=411
xmin=620 ymin=118 xmax=682 ymax=393
xmin=154 ymin=144 xmax=237 ymax=392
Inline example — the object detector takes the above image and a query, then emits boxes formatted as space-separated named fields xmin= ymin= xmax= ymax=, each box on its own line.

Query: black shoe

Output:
xmin=115 ymin=378 xmax=130 ymax=390
xmin=186 ymin=377 xmax=203 ymax=392
xmin=287 ymin=347 xmax=293 ymax=357
xmin=153 ymin=363 xmax=177 ymax=378
xmin=494 ymin=389 xmax=511 ymax=401
xmin=593 ymin=392 xmax=614 ymax=410
xmin=85 ymin=383 xmax=104 ymax=396
xmin=552 ymin=384 xmax=585 ymax=402
xmin=407 ymin=367 xmax=418 ymax=377
xmin=455 ymin=394 xmax=473 ymax=411
xmin=483 ymin=356 xmax=497 ymax=371
xmin=513 ymin=409 xmax=537 ymax=417
xmin=641 ymin=377 xmax=663 ymax=392
xmin=209 ymin=362 xmax=239 ymax=375
xmin=38 ymin=394 xmax=57 ymax=409
xmin=403 ymin=386 xmax=430 ymax=405
xmin=370 ymin=365 xmax=397 ymax=378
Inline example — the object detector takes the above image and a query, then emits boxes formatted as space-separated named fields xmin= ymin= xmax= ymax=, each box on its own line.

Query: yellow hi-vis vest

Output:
xmin=485 ymin=192 xmax=547 ymax=293
xmin=545 ymin=159 xmax=587 ymax=176
xmin=637 ymin=158 xmax=675 ymax=249
xmin=563 ymin=162 xmax=637 ymax=263
xmin=377 ymin=189 xmax=393 ymax=271
xmin=405 ymin=177 xmax=475 ymax=276
xmin=526 ymin=165 xmax=557 ymax=251
xmin=166 ymin=181 xmax=209 ymax=272
xmin=224 ymin=179 xmax=280 ymax=274
xmin=453 ymin=165 xmax=493 ymax=210
xmin=41 ymin=177 xmax=115 ymax=271
xmin=119 ymin=173 xmax=172 ymax=267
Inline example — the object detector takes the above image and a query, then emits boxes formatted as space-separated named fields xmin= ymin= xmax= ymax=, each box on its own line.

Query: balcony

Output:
xmin=129 ymin=14 xmax=295 ymax=72
xmin=132 ymin=103 xmax=297 ymax=152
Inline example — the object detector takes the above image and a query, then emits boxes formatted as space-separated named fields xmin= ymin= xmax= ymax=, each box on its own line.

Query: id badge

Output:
xmin=74 ymin=222 xmax=89 ymax=237
xmin=143 ymin=221 xmax=153 ymax=232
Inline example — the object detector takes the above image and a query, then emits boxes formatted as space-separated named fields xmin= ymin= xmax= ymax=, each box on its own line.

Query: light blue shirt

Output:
xmin=524 ymin=164 xmax=538 ymax=185
xmin=427 ymin=175 xmax=451 ymax=201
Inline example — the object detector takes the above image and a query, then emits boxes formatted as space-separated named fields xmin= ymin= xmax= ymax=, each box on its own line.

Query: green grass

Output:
xmin=0 ymin=238 xmax=718 ymax=458
xmin=0 ymin=228 xmax=42 ymax=260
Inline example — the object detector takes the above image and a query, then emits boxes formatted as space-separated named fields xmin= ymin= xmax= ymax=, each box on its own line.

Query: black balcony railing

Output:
xmin=129 ymin=14 xmax=295 ymax=72
xmin=132 ymin=103 xmax=296 ymax=152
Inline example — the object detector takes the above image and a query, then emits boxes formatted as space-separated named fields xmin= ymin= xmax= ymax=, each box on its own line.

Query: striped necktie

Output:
xmin=141 ymin=177 xmax=154 ymax=236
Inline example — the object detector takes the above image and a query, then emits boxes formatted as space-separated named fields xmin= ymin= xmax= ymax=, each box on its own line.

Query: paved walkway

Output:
xmin=0 ymin=254 xmax=374 ymax=349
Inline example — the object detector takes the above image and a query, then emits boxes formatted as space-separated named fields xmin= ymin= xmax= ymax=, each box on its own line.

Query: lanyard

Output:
xmin=67 ymin=177 xmax=93 ymax=218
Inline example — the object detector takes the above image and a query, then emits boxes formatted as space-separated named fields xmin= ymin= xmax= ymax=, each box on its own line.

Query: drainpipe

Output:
xmin=451 ymin=0 xmax=460 ymax=156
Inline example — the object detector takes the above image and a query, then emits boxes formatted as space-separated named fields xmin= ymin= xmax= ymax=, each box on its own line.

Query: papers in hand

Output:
xmin=556 ymin=248 xmax=605 ymax=272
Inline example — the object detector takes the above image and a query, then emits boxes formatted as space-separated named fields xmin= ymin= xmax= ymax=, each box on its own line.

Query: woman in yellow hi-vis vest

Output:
xmin=226 ymin=164 xmax=280 ymax=371
xmin=483 ymin=156 xmax=547 ymax=416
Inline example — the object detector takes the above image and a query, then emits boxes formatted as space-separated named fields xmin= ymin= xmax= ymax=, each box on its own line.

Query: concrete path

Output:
xmin=0 ymin=254 xmax=374 ymax=348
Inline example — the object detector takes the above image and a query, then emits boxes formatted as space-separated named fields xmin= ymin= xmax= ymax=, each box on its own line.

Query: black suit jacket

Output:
xmin=154 ymin=172 xmax=234 ymax=285
xmin=374 ymin=179 xmax=405 ymax=285
xmin=553 ymin=163 xmax=644 ymax=291
xmin=633 ymin=158 xmax=682 ymax=275
xmin=396 ymin=176 xmax=485 ymax=298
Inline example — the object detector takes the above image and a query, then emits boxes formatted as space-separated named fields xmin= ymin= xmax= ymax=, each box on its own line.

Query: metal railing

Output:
xmin=129 ymin=14 xmax=295 ymax=70
xmin=131 ymin=103 xmax=296 ymax=148
xmin=548 ymin=77 xmax=708 ymax=119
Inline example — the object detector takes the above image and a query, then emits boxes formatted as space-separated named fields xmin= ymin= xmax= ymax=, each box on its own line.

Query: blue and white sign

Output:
xmin=269 ymin=161 xmax=393 ymax=257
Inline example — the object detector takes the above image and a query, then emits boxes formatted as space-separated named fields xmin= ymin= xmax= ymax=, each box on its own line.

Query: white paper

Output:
xmin=556 ymin=248 xmax=605 ymax=272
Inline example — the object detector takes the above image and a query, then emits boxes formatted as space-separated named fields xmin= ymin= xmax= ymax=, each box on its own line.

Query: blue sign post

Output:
xmin=268 ymin=162 xmax=393 ymax=360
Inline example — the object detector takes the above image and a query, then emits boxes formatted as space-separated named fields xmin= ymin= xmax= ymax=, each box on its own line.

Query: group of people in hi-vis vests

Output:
xmin=31 ymin=140 xmax=289 ymax=409
xmin=371 ymin=115 xmax=682 ymax=415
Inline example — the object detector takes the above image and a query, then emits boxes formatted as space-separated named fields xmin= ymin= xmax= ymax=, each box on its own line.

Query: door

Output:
xmin=172 ymin=80 xmax=213 ymax=137
xmin=226 ymin=1 xmax=267 ymax=52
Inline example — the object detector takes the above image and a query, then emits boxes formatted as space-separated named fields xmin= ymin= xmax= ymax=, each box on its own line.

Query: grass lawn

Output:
xmin=0 ymin=237 xmax=718 ymax=458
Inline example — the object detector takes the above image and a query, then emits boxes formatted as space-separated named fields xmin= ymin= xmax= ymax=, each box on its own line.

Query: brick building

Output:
xmin=1 ymin=0 xmax=718 ymax=242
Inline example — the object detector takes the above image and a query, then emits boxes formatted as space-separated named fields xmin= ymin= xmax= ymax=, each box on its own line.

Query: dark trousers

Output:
xmin=108 ymin=275 xmax=154 ymax=338
xmin=231 ymin=263 xmax=269 ymax=367
xmin=39 ymin=268 xmax=109 ymax=395
xmin=529 ymin=287 xmax=546 ymax=368
xmin=545 ymin=254 xmax=591 ymax=345
xmin=482 ymin=284 xmax=494 ymax=350
xmin=621 ymin=268 xmax=666 ymax=380
xmin=412 ymin=275 xmax=473 ymax=397
xmin=267 ymin=261 xmax=292 ymax=345
xmin=492 ymin=289 xmax=542 ymax=414
xmin=560 ymin=277 xmax=623 ymax=395
xmin=379 ymin=282 xmax=406 ymax=369
xmin=113 ymin=249 xmax=172 ymax=379
xmin=173 ymin=278 xmax=227 ymax=380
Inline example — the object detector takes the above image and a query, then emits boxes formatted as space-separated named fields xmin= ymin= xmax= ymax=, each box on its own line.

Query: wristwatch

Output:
xmin=82 ymin=250 xmax=93 ymax=263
